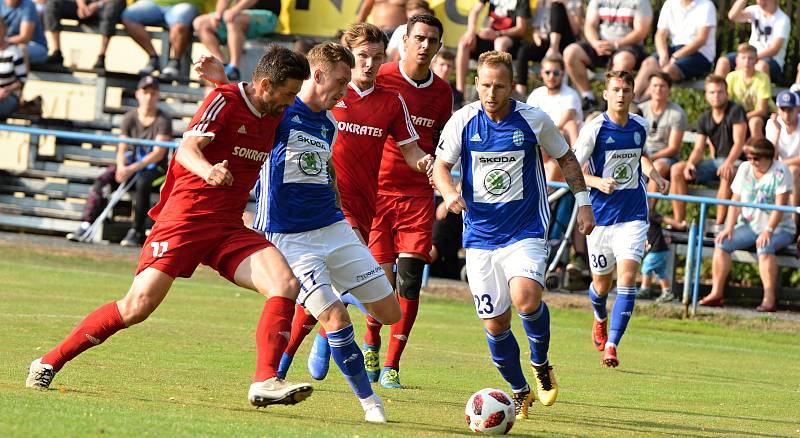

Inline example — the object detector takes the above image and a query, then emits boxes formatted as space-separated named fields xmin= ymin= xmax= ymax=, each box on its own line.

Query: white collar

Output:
xmin=238 ymin=82 xmax=263 ymax=118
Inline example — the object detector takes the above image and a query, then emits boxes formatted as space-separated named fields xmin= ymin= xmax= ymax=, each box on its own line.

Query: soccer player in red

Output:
xmin=364 ymin=13 xmax=454 ymax=388
xmin=26 ymin=45 xmax=315 ymax=407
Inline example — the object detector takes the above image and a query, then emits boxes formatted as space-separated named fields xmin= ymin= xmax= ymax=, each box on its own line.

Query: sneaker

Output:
xmin=531 ymin=363 xmax=558 ymax=406
xmin=139 ymin=58 xmax=160 ymax=76
xmin=512 ymin=387 xmax=533 ymax=420
xmin=224 ymin=64 xmax=241 ymax=82
xmin=66 ymin=222 xmax=90 ymax=242
xmin=379 ymin=366 xmax=403 ymax=389
xmin=46 ymin=51 xmax=64 ymax=66
xmin=655 ymin=290 xmax=676 ymax=303
xmin=592 ymin=318 xmax=608 ymax=352
xmin=636 ymin=287 xmax=653 ymax=299
xmin=120 ymin=228 xmax=142 ymax=247
xmin=581 ymin=96 xmax=597 ymax=112
xmin=602 ymin=345 xmax=619 ymax=368
xmin=93 ymin=56 xmax=106 ymax=71
xmin=361 ymin=394 xmax=387 ymax=423
xmin=307 ymin=332 xmax=330 ymax=381
xmin=160 ymin=59 xmax=180 ymax=80
xmin=277 ymin=352 xmax=293 ymax=379
xmin=26 ymin=358 xmax=55 ymax=389
xmin=248 ymin=377 xmax=313 ymax=407
xmin=363 ymin=343 xmax=380 ymax=383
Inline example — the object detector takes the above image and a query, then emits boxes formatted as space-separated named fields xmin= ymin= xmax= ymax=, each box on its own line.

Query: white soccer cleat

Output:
xmin=248 ymin=377 xmax=313 ymax=407
xmin=26 ymin=358 xmax=55 ymax=389
xmin=361 ymin=394 xmax=387 ymax=423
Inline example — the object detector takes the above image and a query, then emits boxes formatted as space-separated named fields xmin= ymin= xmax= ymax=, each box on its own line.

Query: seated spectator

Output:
xmin=563 ymin=0 xmax=652 ymax=111
xmin=430 ymin=49 xmax=463 ymax=110
xmin=455 ymin=0 xmax=530 ymax=96
xmin=714 ymin=0 xmax=790 ymax=82
xmin=670 ymin=74 xmax=746 ymax=230
xmin=514 ymin=0 xmax=583 ymax=96
xmin=43 ymin=0 xmax=125 ymax=70
xmin=766 ymin=90 xmax=800 ymax=216
xmin=632 ymin=0 xmax=715 ymax=102
xmin=67 ymin=76 xmax=171 ymax=246
xmin=1 ymin=0 xmax=47 ymax=65
xmin=193 ymin=0 xmax=279 ymax=81
xmin=0 ymin=17 xmax=24 ymax=116
xmin=638 ymin=72 xmax=687 ymax=205
xmin=525 ymin=54 xmax=581 ymax=146
xmin=638 ymin=209 xmax=674 ymax=302
xmin=430 ymin=192 xmax=463 ymax=280
xmin=386 ymin=0 xmax=432 ymax=61
xmin=700 ymin=137 xmax=794 ymax=312
xmin=726 ymin=43 xmax=771 ymax=137
xmin=121 ymin=0 xmax=204 ymax=78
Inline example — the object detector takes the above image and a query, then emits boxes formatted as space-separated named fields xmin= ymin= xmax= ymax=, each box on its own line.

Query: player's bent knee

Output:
xmin=396 ymin=257 xmax=426 ymax=300
xmin=317 ymin=301 xmax=352 ymax=332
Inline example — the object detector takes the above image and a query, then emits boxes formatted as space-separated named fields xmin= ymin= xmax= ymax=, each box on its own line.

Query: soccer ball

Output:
xmin=464 ymin=388 xmax=515 ymax=434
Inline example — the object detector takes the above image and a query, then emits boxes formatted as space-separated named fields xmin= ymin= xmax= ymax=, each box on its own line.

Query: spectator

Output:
xmin=563 ymin=0 xmax=652 ymax=111
xmin=525 ymin=54 xmax=581 ymax=146
xmin=1 ymin=0 xmax=47 ymax=65
xmin=121 ymin=0 xmax=204 ymax=79
xmin=632 ymin=0 xmax=715 ymax=102
xmin=455 ymin=0 xmax=530 ymax=96
xmin=193 ymin=0 xmax=279 ymax=81
xmin=701 ymin=137 xmax=794 ymax=312
xmin=386 ymin=0 xmax=432 ymax=61
xmin=637 ymin=209 xmax=674 ymax=303
xmin=430 ymin=49 xmax=463 ymax=110
xmin=766 ymin=90 xmax=800 ymax=214
xmin=0 ymin=16 xmax=25 ymax=117
xmin=357 ymin=0 xmax=406 ymax=38
xmin=43 ymin=0 xmax=126 ymax=70
xmin=714 ymin=0 xmax=790 ymax=82
xmin=638 ymin=72 xmax=687 ymax=205
xmin=67 ymin=76 xmax=171 ymax=246
xmin=514 ymin=0 xmax=583 ymax=96
xmin=670 ymin=74 xmax=746 ymax=231
xmin=726 ymin=43 xmax=771 ymax=137
xmin=430 ymin=192 xmax=463 ymax=280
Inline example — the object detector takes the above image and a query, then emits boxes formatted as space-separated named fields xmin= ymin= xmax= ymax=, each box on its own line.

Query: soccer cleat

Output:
xmin=307 ymin=333 xmax=331 ymax=381
xmin=361 ymin=394 xmax=387 ymax=423
xmin=26 ymin=358 xmax=55 ymax=389
xmin=512 ymin=387 xmax=533 ymax=420
xmin=379 ymin=367 xmax=403 ymax=389
xmin=592 ymin=318 xmax=608 ymax=351
xmin=248 ymin=377 xmax=313 ymax=407
xmin=602 ymin=346 xmax=619 ymax=368
xmin=531 ymin=363 xmax=558 ymax=406
xmin=363 ymin=344 xmax=380 ymax=383
xmin=277 ymin=352 xmax=293 ymax=380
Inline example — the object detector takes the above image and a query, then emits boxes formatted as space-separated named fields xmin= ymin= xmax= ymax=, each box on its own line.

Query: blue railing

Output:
xmin=0 ymin=123 xmax=179 ymax=149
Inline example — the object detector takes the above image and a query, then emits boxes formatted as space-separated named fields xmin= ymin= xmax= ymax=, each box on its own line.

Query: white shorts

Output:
xmin=585 ymin=220 xmax=648 ymax=275
xmin=268 ymin=220 xmax=393 ymax=318
xmin=465 ymin=238 xmax=548 ymax=319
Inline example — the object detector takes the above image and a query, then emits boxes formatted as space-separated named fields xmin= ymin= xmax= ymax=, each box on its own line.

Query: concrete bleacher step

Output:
xmin=0 ymin=213 xmax=80 ymax=234
xmin=55 ymin=145 xmax=116 ymax=166
xmin=37 ymin=161 xmax=106 ymax=180
xmin=0 ymin=176 xmax=92 ymax=200
xmin=0 ymin=194 xmax=83 ymax=220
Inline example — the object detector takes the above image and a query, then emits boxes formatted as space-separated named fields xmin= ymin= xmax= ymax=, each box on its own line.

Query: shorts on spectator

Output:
xmin=694 ymin=158 xmax=740 ymax=184
xmin=667 ymin=45 xmax=712 ymax=80
xmin=215 ymin=10 xmax=277 ymax=43
xmin=725 ymin=52 xmax=781 ymax=82
xmin=640 ymin=250 xmax=669 ymax=280
xmin=715 ymin=224 xmax=795 ymax=255
xmin=122 ymin=0 xmax=198 ymax=27
xmin=27 ymin=41 xmax=48 ymax=65
xmin=470 ymin=36 xmax=522 ymax=60
xmin=577 ymin=41 xmax=646 ymax=70
xmin=653 ymin=156 xmax=678 ymax=169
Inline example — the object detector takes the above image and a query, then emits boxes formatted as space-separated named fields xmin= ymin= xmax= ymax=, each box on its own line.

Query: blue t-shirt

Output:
xmin=574 ymin=112 xmax=649 ymax=226
xmin=1 ymin=0 xmax=47 ymax=47
xmin=437 ymin=100 xmax=570 ymax=250
xmin=252 ymin=97 xmax=343 ymax=233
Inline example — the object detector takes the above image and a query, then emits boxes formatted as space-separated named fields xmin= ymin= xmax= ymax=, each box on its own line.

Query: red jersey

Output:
xmin=375 ymin=62 xmax=453 ymax=197
xmin=150 ymin=82 xmax=282 ymax=223
xmin=331 ymin=82 xmax=418 ymax=223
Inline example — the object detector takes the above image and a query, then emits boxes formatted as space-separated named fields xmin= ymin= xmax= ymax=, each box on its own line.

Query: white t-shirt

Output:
xmin=388 ymin=24 xmax=407 ymax=60
xmin=525 ymin=84 xmax=583 ymax=128
xmin=656 ymin=0 xmax=716 ymax=63
xmin=731 ymin=160 xmax=795 ymax=234
xmin=745 ymin=5 xmax=791 ymax=69
xmin=766 ymin=115 xmax=800 ymax=160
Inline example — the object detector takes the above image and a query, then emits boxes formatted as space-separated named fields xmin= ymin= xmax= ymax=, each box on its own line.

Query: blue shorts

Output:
xmin=653 ymin=156 xmax=678 ymax=168
xmin=640 ymin=250 xmax=669 ymax=280
xmin=121 ymin=0 xmax=198 ymax=27
xmin=694 ymin=158 xmax=741 ymax=184
xmin=715 ymin=224 xmax=794 ymax=255
xmin=725 ymin=52 xmax=782 ymax=82
xmin=667 ymin=45 xmax=712 ymax=80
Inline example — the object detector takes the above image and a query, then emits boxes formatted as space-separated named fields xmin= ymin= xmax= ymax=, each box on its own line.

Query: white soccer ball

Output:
xmin=464 ymin=388 xmax=515 ymax=434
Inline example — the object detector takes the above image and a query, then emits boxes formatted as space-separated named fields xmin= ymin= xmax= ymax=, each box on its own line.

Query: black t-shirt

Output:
xmin=253 ymin=0 xmax=281 ymax=16
xmin=696 ymin=101 xmax=746 ymax=158
xmin=121 ymin=108 xmax=172 ymax=169
xmin=647 ymin=210 xmax=668 ymax=253
xmin=481 ymin=0 xmax=531 ymax=30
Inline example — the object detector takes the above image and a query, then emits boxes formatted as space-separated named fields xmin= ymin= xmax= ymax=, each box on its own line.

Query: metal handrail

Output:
xmin=0 ymin=123 xmax=179 ymax=149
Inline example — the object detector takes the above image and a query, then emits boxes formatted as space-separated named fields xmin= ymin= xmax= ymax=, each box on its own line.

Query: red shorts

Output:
xmin=341 ymin=196 xmax=375 ymax=242
xmin=368 ymin=194 xmax=434 ymax=264
xmin=136 ymin=220 xmax=273 ymax=282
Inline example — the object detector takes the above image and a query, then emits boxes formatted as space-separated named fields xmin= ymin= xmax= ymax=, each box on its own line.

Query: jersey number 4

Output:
xmin=151 ymin=241 xmax=169 ymax=257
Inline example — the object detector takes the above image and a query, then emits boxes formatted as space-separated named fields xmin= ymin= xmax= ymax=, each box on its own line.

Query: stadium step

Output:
xmin=0 ymin=194 xmax=84 ymax=220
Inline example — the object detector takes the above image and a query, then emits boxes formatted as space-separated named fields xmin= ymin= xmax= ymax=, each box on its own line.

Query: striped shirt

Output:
xmin=0 ymin=44 xmax=25 ymax=88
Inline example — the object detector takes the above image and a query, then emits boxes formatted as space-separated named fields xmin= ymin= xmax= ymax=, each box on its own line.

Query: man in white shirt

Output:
xmin=766 ymin=90 xmax=800 ymax=210
xmin=526 ymin=55 xmax=582 ymax=146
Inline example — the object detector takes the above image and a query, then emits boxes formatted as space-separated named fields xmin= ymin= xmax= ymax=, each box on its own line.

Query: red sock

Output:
xmin=319 ymin=326 xmax=327 ymax=338
xmin=284 ymin=304 xmax=317 ymax=357
xmin=364 ymin=314 xmax=383 ymax=347
xmin=254 ymin=296 xmax=294 ymax=382
xmin=385 ymin=296 xmax=419 ymax=370
xmin=41 ymin=301 xmax=126 ymax=372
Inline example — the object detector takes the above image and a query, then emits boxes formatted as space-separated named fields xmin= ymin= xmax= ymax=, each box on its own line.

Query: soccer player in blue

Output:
xmin=433 ymin=51 xmax=596 ymax=420
xmin=573 ymin=70 xmax=669 ymax=368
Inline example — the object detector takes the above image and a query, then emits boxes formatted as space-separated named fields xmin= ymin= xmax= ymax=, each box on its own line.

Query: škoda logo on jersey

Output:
xmin=232 ymin=146 xmax=269 ymax=162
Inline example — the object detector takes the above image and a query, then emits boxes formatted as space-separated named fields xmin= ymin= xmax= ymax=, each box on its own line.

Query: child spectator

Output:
xmin=43 ymin=0 xmax=126 ymax=70
xmin=638 ymin=210 xmax=674 ymax=302
xmin=726 ymin=43 xmax=771 ymax=137
xmin=431 ymin=49 xmax=463 ymax=110
xmin=0 ymin=16 xmax=26 ymax=117
xmin=1 ymin=0 xmax=48 ymax=65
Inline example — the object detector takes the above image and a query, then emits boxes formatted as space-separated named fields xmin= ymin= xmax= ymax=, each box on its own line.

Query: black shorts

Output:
xmin=577 ymin=41 xmax=647 ymax=70
xmin=471 ymin=36 xmax=523 ymax=60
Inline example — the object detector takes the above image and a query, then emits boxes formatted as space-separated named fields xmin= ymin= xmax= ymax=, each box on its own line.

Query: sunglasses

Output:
xmin=745 ymin=155 xmax=767 ymax=162
xmin=542 ymin=69 xmax=562 ymax=76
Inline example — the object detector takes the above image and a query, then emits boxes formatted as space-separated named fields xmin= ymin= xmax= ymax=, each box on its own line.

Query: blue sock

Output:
xmin=327 ymin=324 xmax=373 ymax=399
xmin=519 ymin=302 xmax=550 ymax=366
xmin=589 ymin=282 xmax=608 ymax=321
xmin=485 ymin=328 xmax=527 ymax=392
xmin=608 ymin=286 xmax=636 ymax=347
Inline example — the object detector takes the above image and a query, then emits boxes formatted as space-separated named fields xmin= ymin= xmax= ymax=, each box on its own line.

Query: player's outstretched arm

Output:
xmin=194 ymin=55 xmax=230 ymax=86
xmin=556 ymin=149 xmax=595 ymax=235
xmin=176 ymin=135 xmax=233 ymax=186
xmin=432 ymin=158 xmax=466 ymax=214
xmin=641 ymin=153 xmax=669 ymax=194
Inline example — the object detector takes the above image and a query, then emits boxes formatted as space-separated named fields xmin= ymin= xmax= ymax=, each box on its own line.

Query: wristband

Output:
xmin=766 ymin=226 xmax=775 ymax=233
xmin=574 ymin=190 xmax=591 ymax=207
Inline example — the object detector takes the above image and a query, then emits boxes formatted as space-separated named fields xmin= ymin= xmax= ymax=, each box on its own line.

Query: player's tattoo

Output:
xmin=327 ymin=159 xmax=342 ymax=209
xmin=556 ymin=149 xmax=588 ymax=194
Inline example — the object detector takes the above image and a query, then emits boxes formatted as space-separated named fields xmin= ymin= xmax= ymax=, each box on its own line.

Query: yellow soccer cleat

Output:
xmin=512 ymin=387 xmax=534 ymax=420
xmin=531 ymin=363 xmax=558 ymax=406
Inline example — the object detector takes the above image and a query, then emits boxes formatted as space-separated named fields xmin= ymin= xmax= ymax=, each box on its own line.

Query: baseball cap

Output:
xmin=776 ymin=90 xmax=799 ymax=108
xmin=137 ymin=75 xmax=159 ymax=90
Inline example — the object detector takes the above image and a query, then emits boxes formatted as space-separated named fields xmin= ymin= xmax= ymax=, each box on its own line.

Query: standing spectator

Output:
xmin=193 ymin=0 xmax=279 ymax=81
xmin=67 ymin=76 xmax=171 ymax=246
xmin=455 ymin=0 xmax=530 ymax=96
xmin=701 ymin=137 xmax=794 ymax=312
xmin=431 ymin=49 xmax=463 ymax=110
xmin=386 ymin=0 xmax=432 ymax=61
xmin=632 ymin=0 xmax=715 ymax=102
xmin=1 ymin=0 xmax=47 ymax=65
xmin=526 ymin=54 xmax=582 ymax=146
xmin=121 ymin=0 xmax=204 ymax=78
xmin=766 ymin=90 xmax=800 ymax=215
xmin=726 ymin=43 xmax=771 ymax=137
xmin=43 ymin=0 xmax=125 ymax=70
xmin=670 ymin=75 xmax=746 ymax=231
xmin=0 ymin=16 xmax=25 ymax=117
xmin=357 ymin=0 xmax=406 ymax=38
xmin=563 ymin=0 xmax=652 ymax=111
xmin=714 ymin=0 xmax=790 ymax=82
xmin=637 ymin=210 xmax=674 ymax=303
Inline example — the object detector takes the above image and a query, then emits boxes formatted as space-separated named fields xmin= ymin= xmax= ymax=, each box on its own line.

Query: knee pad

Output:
xmin=396 ymin=257 xmax=426 ymax=300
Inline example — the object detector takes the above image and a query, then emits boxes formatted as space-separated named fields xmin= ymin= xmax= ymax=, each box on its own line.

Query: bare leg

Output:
xmin=123 ymin=19 xmax=157 ymax=57
xmin=758 ymin=253 xmax=778 ymax=309
xmin=227 ymin=13 xmax=250 ymax=67
xmin=564 ymin=43 xmax=591 ymax=95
